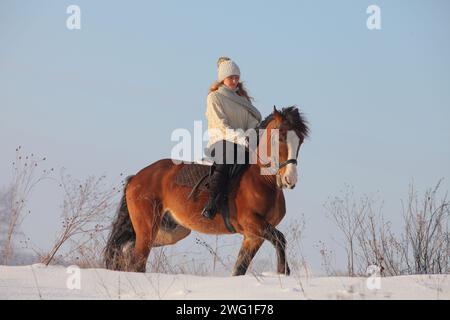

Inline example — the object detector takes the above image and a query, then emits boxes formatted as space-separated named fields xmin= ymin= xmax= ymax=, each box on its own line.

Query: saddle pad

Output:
xmin=175 ymin=163 xmax=211 ymax=191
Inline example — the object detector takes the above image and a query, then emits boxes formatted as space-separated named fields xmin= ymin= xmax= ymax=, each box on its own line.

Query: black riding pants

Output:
xmin=209 ymin=139 xmax=250 ymax=183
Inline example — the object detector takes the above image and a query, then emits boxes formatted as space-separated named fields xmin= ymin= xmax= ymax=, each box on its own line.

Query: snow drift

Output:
xmin=0 ymin=264 xmax=448 ymax=300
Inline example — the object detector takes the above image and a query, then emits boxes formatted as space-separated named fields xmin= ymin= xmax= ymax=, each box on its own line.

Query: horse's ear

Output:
xmin=273 ymin=105 xmax=282 ymax=121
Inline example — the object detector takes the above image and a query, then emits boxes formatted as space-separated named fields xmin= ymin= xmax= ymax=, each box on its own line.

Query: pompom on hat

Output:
xmin=217 ymin=57 xmax=240 ymax=82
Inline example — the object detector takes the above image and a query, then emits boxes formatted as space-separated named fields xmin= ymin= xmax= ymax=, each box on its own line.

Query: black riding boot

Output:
xmin=201 ymin=165 xmax=227 ymax=220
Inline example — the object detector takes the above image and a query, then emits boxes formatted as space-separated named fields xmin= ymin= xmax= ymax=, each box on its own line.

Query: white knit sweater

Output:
xmin=205 ymin=85 xmax=262 ymax=149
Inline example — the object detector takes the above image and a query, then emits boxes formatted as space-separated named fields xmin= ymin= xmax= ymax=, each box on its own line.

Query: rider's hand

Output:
xmin=244 ymin=136 xmax=249 ymax=149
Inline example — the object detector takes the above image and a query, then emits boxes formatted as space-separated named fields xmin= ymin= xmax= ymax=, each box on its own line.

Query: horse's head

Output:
xmin=257 ymin=106 xmax=309 ymax=189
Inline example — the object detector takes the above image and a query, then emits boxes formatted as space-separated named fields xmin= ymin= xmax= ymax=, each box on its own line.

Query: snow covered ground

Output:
xmin=0 ymin=264 xmax=448 ymax=300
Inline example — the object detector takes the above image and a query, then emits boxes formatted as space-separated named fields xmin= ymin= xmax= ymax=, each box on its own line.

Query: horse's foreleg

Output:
xmin=232 ymin=237 xmax=264 ymax=276
xmin=241 ymin=214 xmax=290 ymax=276
xmin=262 ymin=226 xmax=290 ymax=275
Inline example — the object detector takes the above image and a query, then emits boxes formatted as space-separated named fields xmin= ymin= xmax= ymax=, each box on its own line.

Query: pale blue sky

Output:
xmin=1 ymin=0 xmax=449 ymax=272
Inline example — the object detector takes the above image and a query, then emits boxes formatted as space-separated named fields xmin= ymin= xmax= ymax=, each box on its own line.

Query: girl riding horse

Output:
xmin=103 ymin=58 xmax=309 ymax=276
xmin=202 ymin=57 xmax=262 ymax=220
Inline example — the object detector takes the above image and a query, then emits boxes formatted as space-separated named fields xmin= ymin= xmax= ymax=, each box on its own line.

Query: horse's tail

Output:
xmin=104 ymin=175 xmax=136 ymax=270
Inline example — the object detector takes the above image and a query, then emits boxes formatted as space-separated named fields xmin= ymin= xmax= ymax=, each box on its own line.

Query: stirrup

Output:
xmin=201 ymin=194 xmax=220 ymax=219
xmin=201 ymin=205 xmax=217 ymax=220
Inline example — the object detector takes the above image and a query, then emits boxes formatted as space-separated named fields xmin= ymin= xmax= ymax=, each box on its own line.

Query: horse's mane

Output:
xmin=256 ymin=106 xmax=310 ymax=140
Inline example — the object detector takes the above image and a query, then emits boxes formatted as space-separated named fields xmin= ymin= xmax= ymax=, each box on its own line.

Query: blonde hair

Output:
xmin=209 ymin=57 xmax=253 ymax=102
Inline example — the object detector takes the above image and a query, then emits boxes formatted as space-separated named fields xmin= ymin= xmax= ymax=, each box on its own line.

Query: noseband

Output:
xmin=272 ymin=158 xmax=297 ymax=188
xmin=279 ymin=158 xmax=297 ymax=169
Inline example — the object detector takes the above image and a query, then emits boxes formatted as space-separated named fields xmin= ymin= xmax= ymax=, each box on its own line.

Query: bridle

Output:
xmin=253 ymin=126 xmax=300 ymax=188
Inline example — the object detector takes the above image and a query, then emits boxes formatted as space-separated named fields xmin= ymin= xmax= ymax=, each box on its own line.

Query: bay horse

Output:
xmin=104 ymin=106 xmax=309 ymax=275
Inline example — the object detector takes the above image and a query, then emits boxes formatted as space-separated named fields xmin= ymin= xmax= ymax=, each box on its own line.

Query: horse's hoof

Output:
xmin=278 ymin=265 xmax=291 ymax=276
xmin=285 ymin=266 xmax=291 ymax=276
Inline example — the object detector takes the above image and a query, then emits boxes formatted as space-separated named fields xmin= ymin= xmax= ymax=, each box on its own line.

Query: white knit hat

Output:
xmin=217 ymin=57 xmax=241 ymax=82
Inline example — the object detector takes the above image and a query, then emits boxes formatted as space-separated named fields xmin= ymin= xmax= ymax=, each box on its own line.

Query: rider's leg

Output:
xmin=201 ymin=162 xmax=228 ymax=219
xmin=201 ymin=140 xmax=231 ymax=220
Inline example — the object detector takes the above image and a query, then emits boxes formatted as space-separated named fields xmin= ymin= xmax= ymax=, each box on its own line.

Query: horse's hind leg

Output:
xmin=127 ymin=197 xmax=163 ymax=272
xmin=232 ymin=237 xmax=264 ymax=276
